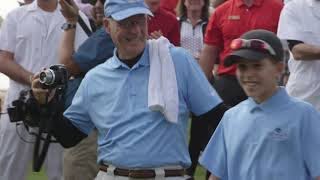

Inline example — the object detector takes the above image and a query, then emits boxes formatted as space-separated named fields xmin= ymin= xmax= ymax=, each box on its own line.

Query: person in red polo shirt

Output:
xmin=160 ymin=0 xmax=179 ymax=15
xmin=145 ymin=0 xmax=180 ymax=46
xmin=199 ymin=0 xmax=283 ymax=108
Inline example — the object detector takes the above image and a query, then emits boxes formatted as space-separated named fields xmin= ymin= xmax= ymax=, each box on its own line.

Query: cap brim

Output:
xmin=224 ymin=49 xmax=269 ymax=67
xmin=111 ymin=7 xmax=153 ymax=21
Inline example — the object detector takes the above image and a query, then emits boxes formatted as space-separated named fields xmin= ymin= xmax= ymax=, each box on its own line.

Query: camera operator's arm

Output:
xmin=59 ymin=0 xmax=88 ymax=76
xmin=0 ymin=50 xmax=34 ymax=86
xmin=53 ymin=116 xmax=87 ymax=148
xmin=31 ymin=76 xmax=87 ymax=147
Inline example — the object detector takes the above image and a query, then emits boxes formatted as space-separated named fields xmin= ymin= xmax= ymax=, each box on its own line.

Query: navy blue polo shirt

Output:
xmin=64 ymin=28 xmax=115 ymax=108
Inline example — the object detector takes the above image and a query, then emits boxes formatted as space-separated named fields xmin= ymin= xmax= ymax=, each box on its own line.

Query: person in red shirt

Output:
xmin=160 ymin=0 xmax=179 ymax=15
xmin=145 ymin=0 xmax=180 ymax=46
xmin=199 ymin=0 xmax=283 ymax=107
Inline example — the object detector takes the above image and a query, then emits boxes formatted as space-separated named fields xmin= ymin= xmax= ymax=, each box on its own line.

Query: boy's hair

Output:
xmin=224 ymin=29 xmax=284 ymax=67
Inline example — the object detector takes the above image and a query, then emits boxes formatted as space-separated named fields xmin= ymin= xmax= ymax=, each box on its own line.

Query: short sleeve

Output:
xmin=199 ymin=118 xmax=227 ymax=178
xmin=277 ymin=2 xmax=304 ymax=41
xmin=64 ymin=77 xmax=94 ymax=135
xmin=72 ymin=28 xmax=115 ymax=72
xmin=181 ymin=50 xmax=222 ymax=115
xmin=301 ymin=106 xmax=320 ymax=178
xmin=204 ymin=12 xmax=223 ymax=47
xmin=0 ymin=10 xmax=18 ymax=53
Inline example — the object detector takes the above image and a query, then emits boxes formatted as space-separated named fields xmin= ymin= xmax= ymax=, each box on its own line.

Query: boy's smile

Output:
xmin=236 ymin=58 xmax=283 ymax=103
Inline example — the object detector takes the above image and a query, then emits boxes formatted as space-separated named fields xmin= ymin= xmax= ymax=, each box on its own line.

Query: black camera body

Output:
xmin=39 ymin=64 xmax=68 ymax=89
xmin=7 ymin=90 xmax=40 ymax=127
xmin=7 ymin=64 xmax=68 ymax=126
xmin=7 ymin=64 xmax=69 ymax=172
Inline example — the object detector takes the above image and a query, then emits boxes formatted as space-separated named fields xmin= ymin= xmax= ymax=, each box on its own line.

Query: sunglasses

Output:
xmin=230 ymin=38 xmax=276 ymax=56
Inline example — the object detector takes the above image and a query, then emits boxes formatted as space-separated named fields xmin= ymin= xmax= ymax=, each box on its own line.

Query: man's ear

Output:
xmin=103 ymin=17 xmax=111 ymax=34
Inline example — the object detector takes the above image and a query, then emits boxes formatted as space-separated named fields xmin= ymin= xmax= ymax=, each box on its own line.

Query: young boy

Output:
xmin=199 ymin=29 xmax=320 ymax=180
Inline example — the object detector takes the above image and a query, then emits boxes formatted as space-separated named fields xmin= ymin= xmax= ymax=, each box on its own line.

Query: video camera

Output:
xmin=39 ymin=64 xmax=69 ymax=89
xmin=7 ymin=64 xmax=68 ymax=172
xmin=8 ymin=64 xmax=68 ymax=125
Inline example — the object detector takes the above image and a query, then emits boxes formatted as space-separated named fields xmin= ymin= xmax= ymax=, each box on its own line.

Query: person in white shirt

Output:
xmin=0 ymin=0 xmax=88 ymax=179
xmin=277 ymin=0 xmax=320 ymax=111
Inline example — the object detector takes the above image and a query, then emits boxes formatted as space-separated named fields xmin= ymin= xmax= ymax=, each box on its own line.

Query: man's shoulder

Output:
xmin=5 ymin=5 xmax=28 ymax=21
xmin=168 ymin=45 xmax=192 ymax=62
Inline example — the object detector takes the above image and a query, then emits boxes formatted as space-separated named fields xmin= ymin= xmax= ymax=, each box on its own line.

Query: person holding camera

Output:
xmin=0 ymin=0 xmax=89 ymax=179
xmin=32 ymin=0 xmax=227 ymax=179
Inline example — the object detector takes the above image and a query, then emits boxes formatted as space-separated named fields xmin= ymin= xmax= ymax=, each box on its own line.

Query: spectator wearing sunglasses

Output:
xmin=277 ymin=0 xmax=320 ymax=112
xmin=200 ymin=29 xmax=320 ymax=180
xmin=199 ymin=0 xmax=283 ymax=108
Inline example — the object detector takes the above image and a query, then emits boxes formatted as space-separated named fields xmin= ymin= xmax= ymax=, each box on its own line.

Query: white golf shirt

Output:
xmin=277 ymin=0 xmax=320 ymax=110
xmin=0 ymin=1 xmax=88 ymax=108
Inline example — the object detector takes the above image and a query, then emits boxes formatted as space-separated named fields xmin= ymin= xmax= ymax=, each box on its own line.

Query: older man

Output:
xmin=32 ymin=0 xmax=226 ymax=179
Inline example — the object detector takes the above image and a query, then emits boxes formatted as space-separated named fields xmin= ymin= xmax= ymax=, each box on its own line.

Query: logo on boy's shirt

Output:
xmin=269 ymin=127 xmax=289 ymax=141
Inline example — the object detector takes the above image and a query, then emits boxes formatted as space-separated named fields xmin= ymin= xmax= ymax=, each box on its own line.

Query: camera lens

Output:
xmin=39 ymin=69 xmax=55 ymax=85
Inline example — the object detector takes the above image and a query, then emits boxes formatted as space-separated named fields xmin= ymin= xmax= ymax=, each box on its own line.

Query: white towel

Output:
xmin=148 ymin=37 xmax=179 ymax=123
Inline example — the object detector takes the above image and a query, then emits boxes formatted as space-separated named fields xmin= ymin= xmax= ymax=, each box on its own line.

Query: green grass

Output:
xmin=28 ymin=168 xmax=47 ymax=180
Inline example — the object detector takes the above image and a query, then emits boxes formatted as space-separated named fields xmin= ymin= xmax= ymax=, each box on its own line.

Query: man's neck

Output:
xmin=37 ymin=0 xmax=57 ymax=12
xmin=243 ymin=0 xmax=254 ymax=7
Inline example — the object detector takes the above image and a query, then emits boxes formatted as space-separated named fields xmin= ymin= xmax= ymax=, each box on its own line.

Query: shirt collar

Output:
xmin=108 ymin=44 xmax=150 ymax=69
xmin=236 ymin=0 xmax=264 ymax=7
xmin=26 ymin=0 xmax=38 ymax=12
xmin=26 ymin=0 xmax=60 ymax=13
xmin=247 ymin=87 xmax=290 ymax=113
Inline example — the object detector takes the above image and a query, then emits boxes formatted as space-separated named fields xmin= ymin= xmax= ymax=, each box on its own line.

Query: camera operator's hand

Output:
xmin=31 ymin=74 xmax=56 ymax=105
xmin=59 ymin=0 xmax=79 ymax=23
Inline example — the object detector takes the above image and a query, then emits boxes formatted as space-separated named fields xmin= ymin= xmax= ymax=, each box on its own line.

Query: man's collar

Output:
xmin=26 ymin=0 xmax=60 ymax=12
xmin=26 ymin=0 xmax=38 ymax=11
xmin=109 ymin=45 xmax=149 ymax=69
xmin=236 ymin=0 xmax=264 ymax=8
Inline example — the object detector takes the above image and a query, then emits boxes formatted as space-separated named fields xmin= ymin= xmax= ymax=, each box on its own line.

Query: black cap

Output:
xmin=224 ymin=29 xmax=284 ymax=67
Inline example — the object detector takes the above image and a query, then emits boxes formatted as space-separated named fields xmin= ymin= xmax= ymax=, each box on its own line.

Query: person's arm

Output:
xmin=52 ymin=115 xmax=88 ymax=148
xmin=291 ymin=43 xmax=320 ymax=61
xmin=197 ymin=103 xmax=229 ymax=130
xmin=199 ymin=44 xmax=220 ymax=80
xmin=59 ymin=0 xmax=83 ymax=76
xmin=209 ymin=175 xmax=220 ymax=180
xmin=0 ymin=50 xmax=33 ymax=86
xmin=31 ymin=76 xmax=87 ymax=147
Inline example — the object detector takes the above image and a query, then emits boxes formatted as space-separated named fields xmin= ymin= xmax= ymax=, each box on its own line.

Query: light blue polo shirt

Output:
xmin=200 ymin=88 xmax=320 ymax=180
xmin=64 ymin=44 xmax=222 ymax=168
